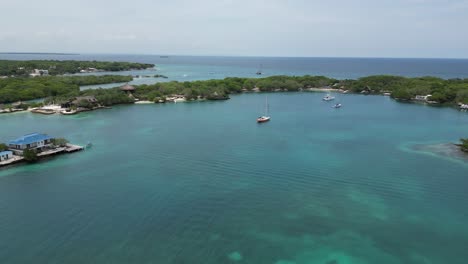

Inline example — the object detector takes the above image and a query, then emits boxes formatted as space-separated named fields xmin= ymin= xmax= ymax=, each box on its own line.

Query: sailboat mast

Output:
xmin=265 ymin=96 xmax=269 ymax=116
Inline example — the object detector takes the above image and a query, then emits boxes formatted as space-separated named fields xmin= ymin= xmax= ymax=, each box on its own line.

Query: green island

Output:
xmin=0 ymin=60 xmax=154 ymax=76
xmin=84 ymin=74 xmax=468 ymax=104
xmin=2 ymin=74 xmax=468 ymax=153
xmin=459 ymin=139 xmax=468 ymax=153
xmin=2 ymin=74 xmax=468 ymax=106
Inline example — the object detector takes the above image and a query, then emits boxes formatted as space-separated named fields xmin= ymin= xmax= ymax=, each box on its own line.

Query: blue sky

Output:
xmin=1 ymin=0 xmax=468 ymax=58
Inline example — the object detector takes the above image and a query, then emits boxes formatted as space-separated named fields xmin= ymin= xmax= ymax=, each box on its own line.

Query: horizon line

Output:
xmin=1 ymin=51 xmax=468 ymax=60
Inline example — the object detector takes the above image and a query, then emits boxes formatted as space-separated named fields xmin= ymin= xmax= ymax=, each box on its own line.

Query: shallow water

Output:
xmin=1 ymin=92 xmax=468 ymax=263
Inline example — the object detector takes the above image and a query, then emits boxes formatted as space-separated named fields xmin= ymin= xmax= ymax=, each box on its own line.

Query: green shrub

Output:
xmin=23 ymin=149 xmax=38 ymax=162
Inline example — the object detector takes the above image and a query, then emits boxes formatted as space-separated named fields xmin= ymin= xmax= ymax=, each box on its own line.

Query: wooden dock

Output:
xmin=65 ymin=144 xmax=84 ymax=153
xmin=0 ymin=144 xmax=84 ymax=168
xmin=0 ymin=156 xmax=24 ymax=167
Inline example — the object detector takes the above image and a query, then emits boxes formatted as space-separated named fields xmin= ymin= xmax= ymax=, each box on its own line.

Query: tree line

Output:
xmin=0 ymin=60 xmax=154 ymax=76
xmin=0 ymin=75 xmax=132 ymax=104
xmin=3 ymin=74 xmax=468 ymax=107
xmin=460 ymin=139 xmax=468 ymax=153
xmin=341 ymin=75 xmax=468 ymax=104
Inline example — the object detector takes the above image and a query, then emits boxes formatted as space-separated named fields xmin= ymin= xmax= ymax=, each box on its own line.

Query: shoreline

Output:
xmin=1 ymin=88 xmax=465 ymax=117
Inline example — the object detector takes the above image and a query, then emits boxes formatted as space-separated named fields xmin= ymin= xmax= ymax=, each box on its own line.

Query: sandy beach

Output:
xmin=135 ymin=101 xmax=155 ymax=104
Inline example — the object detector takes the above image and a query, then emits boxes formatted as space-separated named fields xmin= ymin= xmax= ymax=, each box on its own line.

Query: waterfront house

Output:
xmin=79 ymin=67 xmax=98 ymax=73
xmin=61 ymin=96 xmax=98 ymax=108
xmin=166 ymin=94 xmax=186 ymax=102
xmin=0 ymin=151 xmax=13 ymax=161
xmin=72 ymin=96 xmax=98 ymax=106
xmin=8 ymin=133 xmax=53 ymax=154
xmin=414 ymin=95 xmax=432 ymax=101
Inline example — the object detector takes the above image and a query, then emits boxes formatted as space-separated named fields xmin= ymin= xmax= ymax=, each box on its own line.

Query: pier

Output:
xmin=65 ymin=144 xmax=84 ymax=153
xmin=0 ymin=143 xmax=84 ymax=168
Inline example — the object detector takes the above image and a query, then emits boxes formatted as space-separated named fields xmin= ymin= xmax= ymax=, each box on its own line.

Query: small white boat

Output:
xmin=323 ymin=94 xmax=335 ymax=101
xmin=332 ymin=103 xmax=342 ymax=108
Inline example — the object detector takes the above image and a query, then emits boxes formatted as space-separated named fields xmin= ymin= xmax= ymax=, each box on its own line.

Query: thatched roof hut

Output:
xmin=120 ymin=83 xmax=136 ymax=92
xmin=72 ymin=96 xmax=98 ymax=105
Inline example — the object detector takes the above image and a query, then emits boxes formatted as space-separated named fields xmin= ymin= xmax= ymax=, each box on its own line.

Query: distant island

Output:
xmin=0 ymin=59 xmax=155 ymax=77
xmin=0 ymin=52 xmax=79 ymax=55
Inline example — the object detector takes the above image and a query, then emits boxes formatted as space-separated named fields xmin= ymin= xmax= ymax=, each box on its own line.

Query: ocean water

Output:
xmin=2 ymin=54 xmax=468 ymax=90
xmin=1 ymin=92 xmax=468 ymax=263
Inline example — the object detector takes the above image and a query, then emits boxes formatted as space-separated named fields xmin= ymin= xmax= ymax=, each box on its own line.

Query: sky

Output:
xmin=1 ymin=0 xmax=468 ymax=58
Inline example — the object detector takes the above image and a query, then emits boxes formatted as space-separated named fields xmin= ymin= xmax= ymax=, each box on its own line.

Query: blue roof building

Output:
xmin=8 ymin=133 xmax=53 ymax=151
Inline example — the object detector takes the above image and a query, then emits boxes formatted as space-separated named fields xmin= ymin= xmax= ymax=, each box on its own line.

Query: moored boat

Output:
xmin=323 ymin=94 xmax=335 ymax=101
xmin=257 ymin=116 xmax=271 ymax=123
xmin=256 ymin=64 xmax=263 ymax=75
xmin=332 ymin=103 xmax=342 ymax=108
xmin=257 ymin=96 xmax=271 ymax=123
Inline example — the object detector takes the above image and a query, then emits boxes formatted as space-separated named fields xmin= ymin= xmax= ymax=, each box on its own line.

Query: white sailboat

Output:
xmin=257 ymin=96 xmax=271 ymax=123
xmin=256 ymin=64 xmax=263 ymax=75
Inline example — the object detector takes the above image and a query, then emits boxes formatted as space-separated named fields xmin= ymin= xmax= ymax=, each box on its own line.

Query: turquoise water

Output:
xmin=4 ymin=54 xmax=468 ymax=89
xmin=5 ymin=54 xmax=468 ymax=91
xmin=1 ymin=93 xmax=468 ymax=263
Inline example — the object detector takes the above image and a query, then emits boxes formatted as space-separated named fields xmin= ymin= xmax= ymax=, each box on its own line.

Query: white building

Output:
xmin=0 ymin=151 xmax=13 ymax=161
xmin=30 ymin=69 xmax=49 ymax=77
xmin=414 ymin=95 xmax=432 ymax=101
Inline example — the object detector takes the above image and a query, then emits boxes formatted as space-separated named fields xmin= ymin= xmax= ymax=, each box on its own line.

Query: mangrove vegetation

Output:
xmin=341 ymin=75 xmax=468 ymax=104
xmin=2 ymin=74 xmax=468 ymax=109
xmin=0 ymin=60 xmax=154 ymax=76
xmin=460 ymin=139 xmax=468 ymax=153
xmin=0 ymin=75 xmax=132 ymax=104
